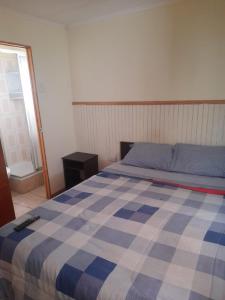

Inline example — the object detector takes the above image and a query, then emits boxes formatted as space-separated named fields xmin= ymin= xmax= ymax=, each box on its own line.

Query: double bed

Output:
xmin=0 ymin=142 xmax=225 ymax=300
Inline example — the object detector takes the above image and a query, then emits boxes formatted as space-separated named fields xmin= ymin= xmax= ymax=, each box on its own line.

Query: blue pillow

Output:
xmin=171 ymin=144 xmax=225 ymax=178
xmin=121 ymin=142 xmax=173 ymax=171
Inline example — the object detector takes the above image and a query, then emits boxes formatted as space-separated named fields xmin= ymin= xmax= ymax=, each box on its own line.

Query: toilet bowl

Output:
xmin=6 ymin=166 xmax=10 ymax=178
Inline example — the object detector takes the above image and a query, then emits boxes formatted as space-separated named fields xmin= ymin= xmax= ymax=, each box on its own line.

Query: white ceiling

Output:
xmin=0 ymin=0 xmax=177 ymax=26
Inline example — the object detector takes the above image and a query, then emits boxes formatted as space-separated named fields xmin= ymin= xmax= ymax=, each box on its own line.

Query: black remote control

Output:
xmin=14 ymin=216 xmax=40 ymax=232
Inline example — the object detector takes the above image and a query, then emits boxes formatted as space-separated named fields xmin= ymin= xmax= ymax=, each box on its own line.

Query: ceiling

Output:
xmin=0 ymin=0 xmax=177 ymax=26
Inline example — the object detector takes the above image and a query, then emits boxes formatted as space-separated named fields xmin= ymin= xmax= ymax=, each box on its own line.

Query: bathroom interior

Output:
xmin=0 ymin=45 xmax=46 ymax=217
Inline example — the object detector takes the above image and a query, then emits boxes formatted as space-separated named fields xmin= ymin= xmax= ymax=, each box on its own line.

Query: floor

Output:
xmin=12 ymin=185 xmax=47 ymax=218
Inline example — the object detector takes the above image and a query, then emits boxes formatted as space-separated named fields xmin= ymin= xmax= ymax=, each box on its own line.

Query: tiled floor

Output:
xmin=12 ymin=185 xmax=47 ymax=218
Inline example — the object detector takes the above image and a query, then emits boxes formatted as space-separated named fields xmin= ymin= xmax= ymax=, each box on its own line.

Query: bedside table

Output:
xmin=62 ymin=152 xmax=98 ymax=189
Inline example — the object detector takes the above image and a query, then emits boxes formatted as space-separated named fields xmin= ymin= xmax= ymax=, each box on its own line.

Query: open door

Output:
xmin=0 ymin=141 xmax=15 ymax=226
xmin=0 ymin=40 xmax=51 ymax=199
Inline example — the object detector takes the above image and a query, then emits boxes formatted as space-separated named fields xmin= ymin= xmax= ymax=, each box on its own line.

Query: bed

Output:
xmin=0 ymin=142 xmax=225 ymax=300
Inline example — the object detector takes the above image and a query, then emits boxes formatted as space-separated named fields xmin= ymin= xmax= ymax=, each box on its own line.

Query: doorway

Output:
xmin=0 ymin=41 xmax=51 ymax=217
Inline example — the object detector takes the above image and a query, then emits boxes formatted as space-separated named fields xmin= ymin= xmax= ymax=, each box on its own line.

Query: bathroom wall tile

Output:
xmin=0 ymin=60 xmax=4 ymax=72
xmin=21 ymin=148 xmax=30 ymax=161
xmin=10 ymin=151 xmax=18 ymax=164
xmin=14 ymin=100 xmax=24 ymax=112
xmin=0 ymin=53 xmax=31 ymax=167
xmin=16 ymin=115 xmax=23 ymax=128
xmin=7 ymin=134 xmax=16 ymax=147
xmin=5 ymin=56 xmax=17 ymax=72
xmin=19 ymin=132 xmax=26 ymax=145
xmin=4 ymin=117 xmax=12 ymax=130
xmin=2 ymin=100 xmax=10 ymax=113
xmin=0 ymin=79 xmax=7 ymax=95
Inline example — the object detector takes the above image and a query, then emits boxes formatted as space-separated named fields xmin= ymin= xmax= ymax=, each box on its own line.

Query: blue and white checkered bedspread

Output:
xmin=0 ymin=166 xmax=225 ymax=300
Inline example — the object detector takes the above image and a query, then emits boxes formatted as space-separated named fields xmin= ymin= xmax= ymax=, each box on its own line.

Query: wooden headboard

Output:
xmin=120 ymin=141 xmax=134 ymax=159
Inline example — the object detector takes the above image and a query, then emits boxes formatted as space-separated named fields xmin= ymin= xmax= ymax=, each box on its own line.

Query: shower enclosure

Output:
xmin=0 ymin=45 xmax=42 ymax=191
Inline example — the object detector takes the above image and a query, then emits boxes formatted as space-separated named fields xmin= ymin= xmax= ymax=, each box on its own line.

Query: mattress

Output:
xmin=0 ymin=163 xmax=225 ymax=300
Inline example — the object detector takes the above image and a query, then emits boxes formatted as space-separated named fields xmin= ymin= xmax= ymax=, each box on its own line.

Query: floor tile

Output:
xmin=12 ymin=185 xmax=47 ymax=218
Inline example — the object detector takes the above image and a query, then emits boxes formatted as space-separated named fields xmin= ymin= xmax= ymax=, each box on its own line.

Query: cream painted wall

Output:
xmin=0 ymin=8 xmax=75 ymax=194
xmin=68 ymin=0 xmax=225 ymax=101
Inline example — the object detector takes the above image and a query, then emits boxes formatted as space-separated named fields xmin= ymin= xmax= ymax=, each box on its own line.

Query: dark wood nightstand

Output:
xmin=62 ymin=152 xmax=98 ymax=189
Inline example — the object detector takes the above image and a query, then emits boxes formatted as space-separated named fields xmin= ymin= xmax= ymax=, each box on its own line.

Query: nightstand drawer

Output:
xmin=63 ymin=159 xmax=83 ymax=170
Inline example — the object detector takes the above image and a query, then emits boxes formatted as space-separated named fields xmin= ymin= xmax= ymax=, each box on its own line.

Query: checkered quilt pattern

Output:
xmin=0 ymin=167 xmax=225 ymax=300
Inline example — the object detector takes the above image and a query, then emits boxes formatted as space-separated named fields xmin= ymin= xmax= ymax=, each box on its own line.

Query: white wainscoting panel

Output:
xmin=73 ymin=104 xmax=225 ymax=167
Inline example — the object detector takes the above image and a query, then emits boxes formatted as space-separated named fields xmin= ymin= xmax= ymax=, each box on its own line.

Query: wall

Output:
xmin=0 ymin=8 xmax=75 ymax=194
xmin=68 ymin=0 xmax=225 ymax=101
xmin=0 ymin=52 xmax=31 ymax=166
xmin=69 ymin=0 xmax=225 ymax=165
xmin=73 ymin=103 xmax=225 ymax=168
xmin=1 ymin=0 xmax=224 ymax=192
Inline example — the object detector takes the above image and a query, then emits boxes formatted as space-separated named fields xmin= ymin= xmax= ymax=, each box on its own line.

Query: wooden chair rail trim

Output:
xmin=72 ymin=100 xmax=225 ymax=106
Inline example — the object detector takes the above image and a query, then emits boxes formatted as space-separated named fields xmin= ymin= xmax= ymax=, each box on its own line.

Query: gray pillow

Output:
xmin=121 ymin=142 xmax=173 ymax=171
xmin=171 ymin=143 xmax=225 ymax=178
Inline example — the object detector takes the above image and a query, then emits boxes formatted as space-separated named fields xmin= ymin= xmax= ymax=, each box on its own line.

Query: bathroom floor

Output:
xmin=12 ymin=185 xmax=47 ymax=218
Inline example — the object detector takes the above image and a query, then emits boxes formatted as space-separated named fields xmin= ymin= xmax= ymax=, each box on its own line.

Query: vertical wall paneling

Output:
xmin=73 ymin=104 xmax=225 ymax=167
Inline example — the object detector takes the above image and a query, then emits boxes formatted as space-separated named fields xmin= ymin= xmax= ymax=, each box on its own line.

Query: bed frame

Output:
xmin=120 ymin=141 xmax=134 ymax=159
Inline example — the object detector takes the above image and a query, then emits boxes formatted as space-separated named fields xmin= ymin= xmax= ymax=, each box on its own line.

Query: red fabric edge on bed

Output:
xmin=152 ymin=180 xmax=225 ymax=195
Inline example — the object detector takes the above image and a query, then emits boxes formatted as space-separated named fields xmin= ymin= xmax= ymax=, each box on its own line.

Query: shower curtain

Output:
xmin=17 ymin=54 xmax=41 ymax=170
